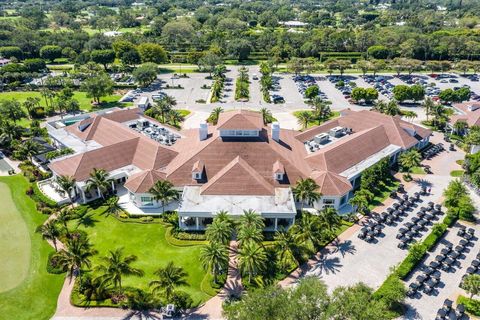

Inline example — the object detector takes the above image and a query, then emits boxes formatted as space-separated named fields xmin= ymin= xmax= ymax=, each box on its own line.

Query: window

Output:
xmin=192 ymin=172 xmax=202 ymax=180
xmin=274 ymin=173 xmax=284 ymax=181
xmin=141 ymin=196 xmax=153 ymax=206
xmin=323 ymin=198 xmax=335 ymax=204
xmin=340 ymin=195 xmax=347 ymax=205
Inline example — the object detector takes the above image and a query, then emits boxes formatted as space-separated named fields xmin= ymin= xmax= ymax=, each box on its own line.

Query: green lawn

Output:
xmin=0 ymin=175 xmax=64 ymax=320
xmin=450 ymin=170 xmax=465 ymax=177
xmin=410 ymin=166 xmax=425 ymax=174
xmin=293 ymin=110 xmax=341 ymax=130
xmin=0 ymin=91 xmax=125 ymax=127
xmin=368 ymin=179 xmax=400 ymax=210
xmin=69 ymin=208 xmax=216 ymax=306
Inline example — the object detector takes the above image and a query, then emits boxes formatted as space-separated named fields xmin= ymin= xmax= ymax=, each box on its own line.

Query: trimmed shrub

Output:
xmin=46 ymin=252 xmax=66 ymax=274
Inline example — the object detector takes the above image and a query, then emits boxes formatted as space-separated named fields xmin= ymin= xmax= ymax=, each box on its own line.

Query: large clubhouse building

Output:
xmin=46 ymin=107 xmax=431 ymax=230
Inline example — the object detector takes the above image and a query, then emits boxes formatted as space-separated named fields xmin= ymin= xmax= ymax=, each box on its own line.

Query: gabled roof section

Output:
xmin=305 ymin=126 xmax=390 ymax=174
xmin=49 ymin=139 xmax=139 ymax=181
xmin=124 ymin=169 xmax=166 ymax=193
xmin=192 ymin=160 xmax=205 ymax=172
xmin=200 ymin=156 xmax=274 ymax=196
xmin=273 ymin=160 xmax=285 ymax=174
xmin=132 ymin=138 xmax=178 ymax=170
xmin=216 ymin=110 xmax=264 ymax=130
xmin=311 ymin=170 xmax=351 ymax=196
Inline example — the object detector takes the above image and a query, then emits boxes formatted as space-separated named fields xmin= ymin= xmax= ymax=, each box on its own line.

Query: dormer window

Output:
xmin=192 ymin=160 xmax=205 ymax=181
xmin=273 ymin=160 xmax=285 ymax=181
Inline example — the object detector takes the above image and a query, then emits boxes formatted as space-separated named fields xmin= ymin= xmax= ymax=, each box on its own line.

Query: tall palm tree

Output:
xmin=310 ymin=97 xmax=332 ymax=124
xmin=167 ymin=109 xmax=184 ymax=127
xmin=23 ymin=97 xmax=41 ymax=119
xmin=238 ymin=241 xmax=267 ymax=284
xmin=57 ymin=237 xmax=96 ymax=283
xmin=274 ymin=229 xmax=299 ymax=267
xmin=36 ymin=220 xmax=61 ymax=251
xmin=239 ymin=209 xmax=265 ymax=230
xmin=150 ymin=261 xmax=189 ymax=301
xmin=20 ymin=139 xmax=41 ymax=162
xmin=292 ymin=178 xmax=322 ymax=212
xmin=148 ymin=179 xmax=180 ymax=214
xmin=215 ymin=210 xmax=235 ymax=230
xmin=200 ymin=241 xmax=229 ymax=284
xmin=296 ymin=110 xmax=314 ymax=129
xmin=96 ymin=248 xmax=144 ymax=292
xmin=317 ymin=207 xmax=342 ymax=235
xmin=56 ymin=175 xmax=76 ymax=207
xmin=291 ymin=213 xmax=322 ymax=248
xmin=209 ymin=107 xmax=224 ymax=125
xmin=260 ymin=107 xmax=272 ymax=124
xmin=86 ymin=168 xmax=112 ymax=200
xmin=421 ymin=97 xmax=435 ymax=122
xmin=237 ymin=223 xmax=264 ymax=246
xmin=0 ymin=120 xmax=23 ymax=146
xmin=349 ymin=191 xmax=370 ymax=214
xmin=105 ymin=196 xmax=124 ymax=217
xmin=399 ymin=149 xmax=421 ymax=178
xmin=205 ymin=218 xmax=233 ymax=245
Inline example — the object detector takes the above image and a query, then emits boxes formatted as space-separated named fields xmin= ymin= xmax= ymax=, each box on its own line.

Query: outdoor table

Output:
xmin=459 ymin=239 xmax=468 ymax=246
xmin=435 ymin=255 xmax=445 ymax=262
xmin=472 ymin=260 xmax=480 ymax=267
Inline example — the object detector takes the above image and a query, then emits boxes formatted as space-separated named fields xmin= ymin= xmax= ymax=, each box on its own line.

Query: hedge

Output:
xmin=457 ymin=295 xmax=480 ymax=316
xmin=31 ymin=182 xmax=58 ymax=208
xmin=165 ymin=227 xmax=208 ymax=247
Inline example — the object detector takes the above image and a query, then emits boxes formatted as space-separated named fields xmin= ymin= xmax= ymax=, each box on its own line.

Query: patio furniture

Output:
xmin=456 ymin=304 xmax=465 ymax=317
xmin=468 ymin=228 xmax=475 ymax=235
xmin=449 ymin=251 xmax=460 ymax=259
xmin=435 ymin=255 xmax=446 ymax=262
xmin=429 ymin=261 xmax=441 ymax=269
xmin=443 ymin=299 xmax=453 ymax=311
xmin=459 ymin=239 xmax=468 ymax=246
xmin=436 ymin=309 xmax=446 ymax=320
xmin=472 ymin=260 xmax=480 ymax=267
xmin=455 ymin=245 xmax=465 ymax=253
xmin=457 ymin=229 xmax=466 ymax=237
xmin=440 ymin=248 xmax=450 ymax=255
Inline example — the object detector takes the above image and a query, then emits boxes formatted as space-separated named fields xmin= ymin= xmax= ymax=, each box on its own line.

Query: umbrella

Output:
xmin=435 ymin=255 xmax=445 ymax=262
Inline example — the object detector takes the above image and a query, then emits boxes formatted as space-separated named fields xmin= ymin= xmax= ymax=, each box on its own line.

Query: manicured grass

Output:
xmin=0 ymin=175 xmax=64 ymax=320
xmin=450 ymin=170 xmax=465 ymax=177
xmin=410 ymin=166 xmax=425 ymax=174
xmin=368 ymin=179 xmax=400 ymax=210
xmin=69 ymin=207 xmax=216 ymax=306
xmin=456 ymin=159 xmax=464 ymax=166
xmin=0 ymin=91 xmax=125 ymax=127
xmin=293 ymin=110 xmax=341 ymax=130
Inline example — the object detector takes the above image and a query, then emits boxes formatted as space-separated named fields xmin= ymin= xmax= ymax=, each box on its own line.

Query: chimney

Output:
xmin=199 ymin=121 xmax=208 ymax=141
xmin=271 ymin=122 xmax=280 ymax=142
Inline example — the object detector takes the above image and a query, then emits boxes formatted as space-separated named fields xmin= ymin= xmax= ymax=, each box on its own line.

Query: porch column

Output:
xmin=274 ymin=218 xmax=278 ymax=231
xmin=80 ymin=188 xmax=86 ymax=203
xmin=195 ymin=217 xmax=199 ymax=230
xmin=111 ymin=180 xmax=115 ymax=191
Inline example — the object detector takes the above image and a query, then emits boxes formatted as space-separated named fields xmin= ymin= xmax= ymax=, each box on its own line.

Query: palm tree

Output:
xmin=260 ymin=107 xmax=272 ymax=124
xmin=239 ymin=209 xmax=265 ymax=230
xmin=399 ymin=149 xmax=421 ymax=178
xmin=215 ymin=210 xmax=235 ymax=230
xmin=385 ymin=100 xmax=400 ymax=116
xmin=349 ymin=192 xmax=370 ymax=214
xmin=444 ymin=179 xmax=468 ymax=208
xmin=453 ymin=120 xmax=468 ymax=135
xmin=209 ymin=107 xmax=224 ymax=125
xmin=205 ymin=218 xmax=233 ymax=245
xmin=56 ymin=208 xmax=74 ymax=238
xmin=429 ymin=105 xmax=448 ymax=129
xmin=372 ymin=100 xmax=387 ymax=113
xmin=0 ymin=120 xmax=23 ymax=146
xmin=57 ymin=237 xmax=96 ymax=283
xmin=291 ymin=213 xmax=322 ymax=248
xmin=238 ymin=241 xmax=267 ymax=284
xmin=292 ymin=178 xmax=322 ymax=212
xmin=167 ymin=109 xmax=184 ymax=127
xmin=310 ymin=97 xmax=332 ymax=124
xmin=422 ymin=97 xmax=435 ymax=122
xmin=96 ymin=248 xmax=144 ymax=292
xmin=237 ymin=223 xmax=264 ymax=246
xmin=200 ymin=241 xmax=229 ymax=284
xmin=20 ymin=139 xmax=41 ymax=162
xmin=150 ymin=261 xmax=189 ymax=301
xmin=317 ymin=207 xmax=342 ymax=235
xmin=36 ymin=220 xmax=61 ymax=251
xmin=296 ymin=110 xmax=314 ymax=129
xmin=56 ymin=175 xmax=76 ymax=207
xmin=274 ymin=229 xmax=299 ymax=267
xmin=105 ymin=196 xmax=124 ymax=217
xmin=85 ymin=168 xmax=112 ymax=200
xmin=148 ymin=179 xmax=180 ymax=214
xmin=23 ymin=97 xmax=41 ymax=119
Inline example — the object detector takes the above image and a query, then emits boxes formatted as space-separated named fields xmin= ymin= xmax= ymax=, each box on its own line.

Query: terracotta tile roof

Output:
xmin=273 ymin=160 xmax=285 ymax=174
xmin=200 ymin=156 xmax=275 ymax=195
xmin=450 ymin=102 xmax=480 ymax=127
xmin=216 ymin=110 xmax=264 ymax=130
xmin=305 ymin=126 xmax=390 ymax=174
xmin=311 ymin=170 xmax=352 ymax=196
xmin=192 ymin=160 xmax=205 ymax=172
xmin=124 ymin=169 xmax=166 ymax=193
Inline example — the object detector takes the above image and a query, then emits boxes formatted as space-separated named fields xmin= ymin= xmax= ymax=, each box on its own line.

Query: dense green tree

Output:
xmin=132 ymin=63 xmax=158 ymax=87
xmin=137 ymin=43 xmax=168 ymax=64
xmin=80 ymin=73 xmax=114 ymax=104
xmin=40 ymin=45 xmax=62 ymax=62
xmin=90 ymin=49 xmax=115 ymax=70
